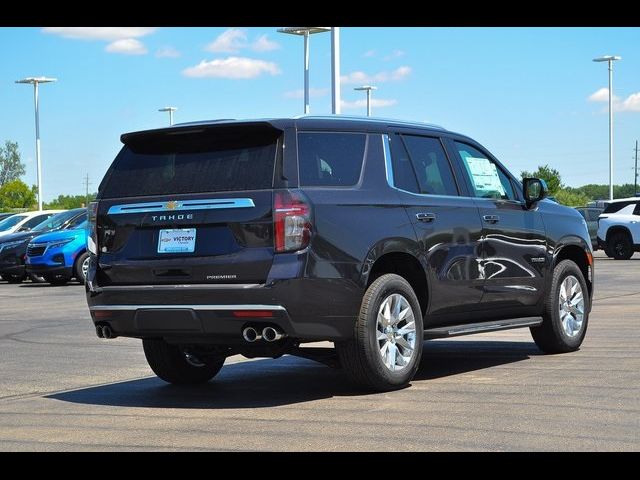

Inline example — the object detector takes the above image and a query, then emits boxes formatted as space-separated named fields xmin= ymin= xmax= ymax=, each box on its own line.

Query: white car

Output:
xmin=597 ymin=197 xmax=640 ymax=259
xmin=0 ymin=210 xmax=63 ymax=237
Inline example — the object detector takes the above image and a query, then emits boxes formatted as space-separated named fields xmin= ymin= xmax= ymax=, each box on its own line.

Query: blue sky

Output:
xmin=0 ymin=27 xmax=639 ymax=201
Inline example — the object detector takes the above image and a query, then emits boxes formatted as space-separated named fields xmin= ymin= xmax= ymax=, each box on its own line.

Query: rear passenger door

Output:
xmin=449 ymin=140 xmax=547 ymax=308
xmin=385 ymin=133 xmax=484 ymax=319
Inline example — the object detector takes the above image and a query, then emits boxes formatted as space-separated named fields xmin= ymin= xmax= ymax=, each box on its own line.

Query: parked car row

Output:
xmin=0 ymin=208 xmax=89 ymax=285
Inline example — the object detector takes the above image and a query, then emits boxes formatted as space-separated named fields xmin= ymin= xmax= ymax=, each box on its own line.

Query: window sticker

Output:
xmin=465 ymin=157 xmax=506 ymax=196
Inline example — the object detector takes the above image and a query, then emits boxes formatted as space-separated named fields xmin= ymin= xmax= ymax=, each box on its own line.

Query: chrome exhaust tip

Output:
xmin=242 ymin=327 xmax=261 ymax=342
xmin=263 ymin=326 xmax=286 ymax=342
xmin=102 ymin=325 xmax=113 ymax=339
xmin=95 ymin=325 xmax=104 ymax=338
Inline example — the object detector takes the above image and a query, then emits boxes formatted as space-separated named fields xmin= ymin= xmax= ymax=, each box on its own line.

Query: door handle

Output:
xmin=416 ymin=212 xmax=436 ymax=222
xmin=483 ymin=214 xmax=500 ymax=224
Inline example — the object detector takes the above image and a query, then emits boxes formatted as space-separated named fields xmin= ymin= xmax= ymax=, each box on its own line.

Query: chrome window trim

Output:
xmin=107 ymin=198 xmax=255 ymax=215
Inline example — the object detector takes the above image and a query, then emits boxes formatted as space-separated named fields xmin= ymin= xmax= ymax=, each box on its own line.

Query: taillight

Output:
xmin=87 ymin=201 xmax=98 ymax=254
xmin=274 ymin=190 xmax=312 ymax=253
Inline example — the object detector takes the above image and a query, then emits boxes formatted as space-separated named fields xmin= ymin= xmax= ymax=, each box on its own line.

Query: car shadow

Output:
xmin=47 ymin=340 xmax=540 ymax=409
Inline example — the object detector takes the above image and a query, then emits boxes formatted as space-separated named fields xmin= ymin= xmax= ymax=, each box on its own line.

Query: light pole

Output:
xmin=331 ymin=27 xmax=341 ymax=114
xmin=159 ymin=106 xmax=177 ymax=126
xmin=593 ymin=55 xmax=621 ymax=201
xmin=278 ymin=27 xmax=330 ymax=114
xmin=15 ymin=77 xmax=57 ymax=211
xmin=354 ymin=85 xmax=377 ymax=117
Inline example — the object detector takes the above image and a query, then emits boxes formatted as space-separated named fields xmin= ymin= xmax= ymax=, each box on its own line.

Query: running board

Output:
xmin=423 ymin=317 xmax=542 ymax=339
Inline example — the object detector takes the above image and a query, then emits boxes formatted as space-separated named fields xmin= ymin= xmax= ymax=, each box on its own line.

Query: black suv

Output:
xmin=86 ymin=116 xmax=593 ymax=391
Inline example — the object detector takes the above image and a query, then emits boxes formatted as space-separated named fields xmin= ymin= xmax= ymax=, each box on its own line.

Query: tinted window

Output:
xmin=633 ymin=204 xmax=640 ymax=216
xmin=388 ymin=134 xmax=419 ymax=193
xmin=298 ymin=132 xmax=366 ymax=187
xmin=0 ymin=215 xmax=26 ymax=230
xmin=32 ymin=210 xmax=82 ymax=232
xmin=67 ymin=212 xmax=88 ymax=228
xmin=101 ymin=126 xmax=280 ymax=198
xmin=455 ymin=141 xmax=515 ymax=200
xmin=576 ymin=209 xmax=587 ymax=220
xmin=23 ymin=214 xmax=53 ymax=230
xmin=401 ymin=136 xmax=458 ymax=196
xmin=603 ymin=201 xmax=637 ymax=214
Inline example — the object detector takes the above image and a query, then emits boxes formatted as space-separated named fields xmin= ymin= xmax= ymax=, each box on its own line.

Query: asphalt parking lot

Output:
xmin=0 ymin=250 xmax=638 ymax=451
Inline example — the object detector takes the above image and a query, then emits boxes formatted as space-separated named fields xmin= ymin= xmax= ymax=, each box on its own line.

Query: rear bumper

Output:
xmin=86 ymin=279 xmax=363 ymax=342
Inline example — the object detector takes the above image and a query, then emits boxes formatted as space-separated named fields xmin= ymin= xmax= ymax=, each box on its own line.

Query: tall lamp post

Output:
xmin=593 ymin=55 xmax=621 ymax=201
xmin=159 ymin=106 xmax=177 ymax=126
xmin=15 ymin=77 xmax=57 ymax=211
xmin=277 ymin=27 xmax=331 ymax=114
xmin=354 ymin=85 xmax=377 ymax=117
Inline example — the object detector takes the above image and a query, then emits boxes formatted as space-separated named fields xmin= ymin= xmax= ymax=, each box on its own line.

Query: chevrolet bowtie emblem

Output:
xmin=165 ymin=201 xmax=181 ymax=210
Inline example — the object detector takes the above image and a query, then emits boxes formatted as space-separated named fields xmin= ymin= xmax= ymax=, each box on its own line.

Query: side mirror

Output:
xmin=523 ymin=177 xmax=548 ymax=208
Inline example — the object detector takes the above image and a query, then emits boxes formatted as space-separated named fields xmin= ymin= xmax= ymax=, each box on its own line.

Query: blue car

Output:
xmin=25 ymin=220 xmax=89 ymax=285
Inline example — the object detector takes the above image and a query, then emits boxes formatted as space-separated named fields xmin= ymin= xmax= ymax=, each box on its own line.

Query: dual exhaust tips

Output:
xmin=242 ymin=326 xmax=286 ymax=343
xmin=95 ymin=325 xmax=115 ymax=339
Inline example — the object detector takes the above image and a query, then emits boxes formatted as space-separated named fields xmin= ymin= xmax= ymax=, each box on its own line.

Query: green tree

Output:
xmin=0 ymin=141 xmax=25 ymax=187
xmin=45 ymin=193 xmax=97 ymax=210
xmin=0 ymin=179 xmax=37 ymax=210
xmin=554 ymin=189 xmax=590 ymax=207
xmin=521 ymin=164 xmax=562 ymax=195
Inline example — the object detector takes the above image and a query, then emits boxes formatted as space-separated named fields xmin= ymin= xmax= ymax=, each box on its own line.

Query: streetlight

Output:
xmin=158 ymin=106 xmax=177 ymax=126
xmin=331 ymin=27 xmax=341 ymax=115
xmin=278 ymin=27 xmax=330 ymax=114
xmin=354 ymin=85 xmax=377 ymax=117
xmin=593 ymin=55 xmax=621 ymax=201
xmin=15 ymin=77 xmax=57 ymax=211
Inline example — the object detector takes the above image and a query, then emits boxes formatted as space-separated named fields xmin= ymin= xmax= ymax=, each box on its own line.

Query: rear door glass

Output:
xmin=101 ymin=126 xmax=280 ymax=198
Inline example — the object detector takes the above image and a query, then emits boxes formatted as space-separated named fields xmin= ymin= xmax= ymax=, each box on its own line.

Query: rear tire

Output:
xmin=5 ymin=273 xmax=26 ymax=284
xmin=43 ymin=274 xmax=70 ymax=286
xmin=336 ymin=274 xmax=423 ymax=392
xmin=608 ymin=231 xmax=633 ymax=260
xmin=530 ymin=260 xmax=590 ymax=354
xmin=143 ymin=338 xmax=225 ymax=385
xmin=74 ymin=252 xmax=90 ymax=284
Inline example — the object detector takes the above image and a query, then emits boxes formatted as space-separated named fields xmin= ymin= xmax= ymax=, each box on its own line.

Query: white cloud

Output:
xmin=383 ymin=49 xmax=405 ymax=61
xmin=252 ymin=34 xmax=280 ymax=52
xmin=341 ymin=66 xmax=412 ymax=84
xmin=363 ymin=49 xmax=376 ymax=58
xmin=156 ymin=46 xmax=181 ymax=58
xmin=588 ymin=87 xmax=614 ymax=102
xmin=283 ymin=88 xmax=329 ymax=99
xmin=588 ymin=88 xmax=640 ymax=112
xmin=42 ymin=27 xmax=156 ymax=41
xmin=617 ymin=92 xmax=640 ymax=112
xmin=206 ymin=28 xmax=280 ymax=54
xmin=105 ymin=39 xmax=147 ymax=55
xmin=206 ymin=28 xmax=247 ymax=53
xmin=341 ymin=98 xmax=398 ymax=109
xmin=183 ymin=56 xmax=281 ymax=79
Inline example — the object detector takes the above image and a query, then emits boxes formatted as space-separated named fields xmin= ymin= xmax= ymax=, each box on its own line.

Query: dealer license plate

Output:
xmin=157 ymin=228 xmax=196 ymax=254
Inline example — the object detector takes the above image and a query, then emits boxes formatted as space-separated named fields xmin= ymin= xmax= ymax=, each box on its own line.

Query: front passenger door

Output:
xmin=451 ymin=140 xmax=547 ymax=308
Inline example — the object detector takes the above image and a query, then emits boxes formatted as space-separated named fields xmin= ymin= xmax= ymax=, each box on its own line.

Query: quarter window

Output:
xmin=298 ymin=132 xmax=366 ymax=187
xmin=454 ymin=141 xmax=515 ymax=201
xmin=388 ymin=134 xmax=420 ymax=193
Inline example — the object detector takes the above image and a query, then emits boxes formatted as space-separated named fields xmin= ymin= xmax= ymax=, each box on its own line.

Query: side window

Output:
xmin=23 ymin=214 xmax=51 ymax=229
xmin=401 ymin=135 xmax=458 ymax=196
xmin=633 ymin=203 xmax=640 ymax=216
xmin=388 ymin=134 xmax=420 ymax=193
xmin=454 ymin=141 xmax=515 ymax=201
xmin=68 ymin=213 xmax=87 ymax=228
xmin=298 ymin=132 xmax=366 ymax=187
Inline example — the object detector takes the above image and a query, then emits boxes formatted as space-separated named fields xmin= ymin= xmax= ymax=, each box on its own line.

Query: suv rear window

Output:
xmin=298 ymin=132 xmax=366 ymax=187
xmin=603 ymin=201 xmax=638 ymax=214
xmin=100 ymin=125 xmax=280 ymax=198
